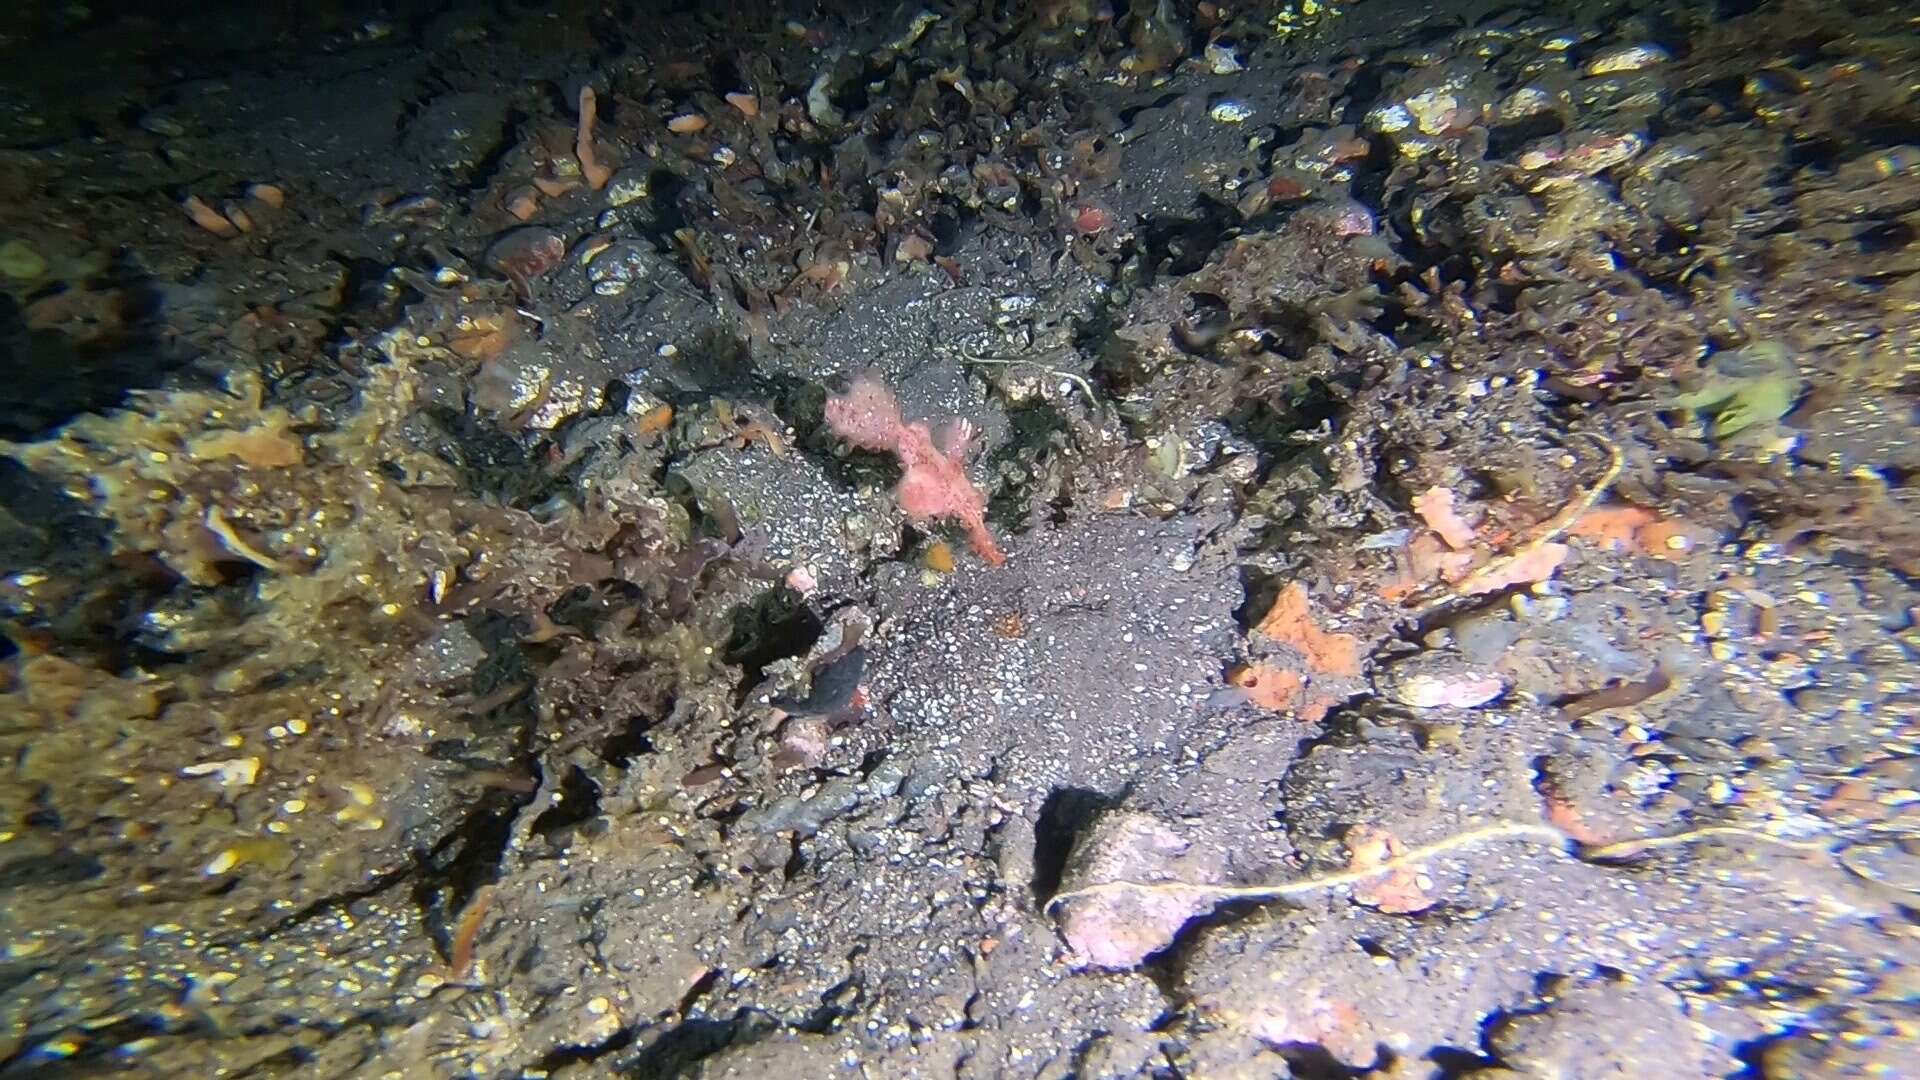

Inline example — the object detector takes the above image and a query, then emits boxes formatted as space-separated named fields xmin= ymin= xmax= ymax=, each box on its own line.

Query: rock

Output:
xmin=1052 ymin=810 xmax=1225 ymax=969
xmin=1375 ymin=651 xmax=1508 ymax=709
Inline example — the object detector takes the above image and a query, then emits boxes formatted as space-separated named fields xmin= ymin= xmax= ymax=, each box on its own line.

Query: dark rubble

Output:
xmin=0 ymin=0 xmax=1917 ymax=1076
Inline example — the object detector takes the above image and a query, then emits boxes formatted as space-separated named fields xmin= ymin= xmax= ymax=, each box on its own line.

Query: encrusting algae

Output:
xmin=1 ymin=360 xmax=505 ymax=943
xmin=0 ymin=325 xmax=731 ymax=954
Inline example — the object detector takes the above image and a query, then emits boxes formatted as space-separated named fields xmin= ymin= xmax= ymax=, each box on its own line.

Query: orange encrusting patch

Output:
xmin=1253 ymin=582 xmax=1363 ymax=678
xmin=1568 ymin=505 xmax=1657 ymax=552
xmin=634 ymin=404 xmax=675 ymax=440
xmin=531 ymin=175 xmax=581 ymax=199
xmin=1381 ymin=484 xmax=1609 ymax=601
xmin=1237 ymin=582 xmax=1363 ymax=722
xmin=1412 ymin=486 xmax=1476 ymax=551
xmin=1571 ymin=504 xmax=1711 ymax=561
xmin=1634 ymin=518 xmax=1709 ymax=559
xmin=1228 ymin=663 xmax=1305 ymax=711
xmin=505 ymin=189 xmax=541 ymax=221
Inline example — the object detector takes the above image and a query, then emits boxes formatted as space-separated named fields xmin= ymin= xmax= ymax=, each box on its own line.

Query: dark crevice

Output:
xmin=1145 ymin=891 xmax=1284 ymax=985
xmin=601 ymin=712 xmax=657 ymax=767
xmin=1030 ymin=786 xmax=1117 ymax=906
xmin=1729 ymin=1026 xmax=1801 ymax=1079
xmin=987 ymin=397 xmax=1072 ymax=533
xmin=0 ymin=282 xmax=193 ymax=440
xmin=1138 ymin=196 xmax=1241 ymax=280
xmin=1487 ymin=112 xmax=1566 ymax=160
xmin=0 ymin=851 xmax=104 ymax=891
xmin=529 ymin=764 xmax=602 ymax=841
xmin=409 ymin=783 xmax=539 ymax=950
xmin=617 ymin=1010 xmax=781 ymax=1078
xmin=1276 ymin=1041 xmax=1371 ymax=1078
xmin=796 ymin=973 xmax=861 ymax=1034
xmin=459 ymin=104 xmax=531 ymax=196
xmin=1457 ymin=970 xmax=1576 ymax=1075
xmin=215 ymin=858 xmax=423 ymax=950
xmin=530 ymin=1024 xmax=638 ymax=1073
xmin=720 ymin=585 xmax=823 ymax=686
xmin=1428 ymin=1044 xmax=1497 ymax=1077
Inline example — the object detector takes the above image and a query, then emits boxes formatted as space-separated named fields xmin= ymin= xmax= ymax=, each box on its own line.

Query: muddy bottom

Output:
xmin=0 ymin=1 xmax=1916 ymax=1077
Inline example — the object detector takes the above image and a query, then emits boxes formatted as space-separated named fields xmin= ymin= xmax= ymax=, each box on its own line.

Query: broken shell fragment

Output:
xmin=606 ymin=171 xmax=649 ymax=207
xmin=182 ymin=195 xmax=241 ymax=238
xmin=1520 ymin=131 xmax=1646 ymax=178
xmin=1209 ymin=100 xmax=1254 ymax=123
xmin=1376 ymin=653 xmax=1508 ymax=709
xmin=1204 ymin=42 xmax=1244 ymax=75
xmin=1563 ymin=130 xmax=1645 ymax=173
xmin=1367 ymin=102 xmax=1414 ymax=134
xmin=1405 ymin=88 xmax=1466 ymax=135
xmin=1325 ymin=199 xmax=1376 ymax=237
xmin=1584 ymin=43 xmax=1670 ymax=76
xmin=530 ymin=175 xmax=580 ymax=198
xmin=486 ymin=228 xmax=566 ymax=285
xmin=505 ymin=188 xmax=541 ymax=221
xmin=1499 ymin=85 xmax=1558 ymax=122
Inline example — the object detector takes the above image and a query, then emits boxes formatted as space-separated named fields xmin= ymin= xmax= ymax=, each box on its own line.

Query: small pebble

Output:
xmin=1209 ymin=100 xmax=1254 ymax=123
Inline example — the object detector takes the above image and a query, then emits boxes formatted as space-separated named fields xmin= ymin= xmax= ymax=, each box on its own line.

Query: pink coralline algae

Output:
xmin=824 ymin=374 xmax=1006 ymax=567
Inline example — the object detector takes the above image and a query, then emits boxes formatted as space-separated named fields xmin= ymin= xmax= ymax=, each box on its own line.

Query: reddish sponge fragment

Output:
xmin=824 ymin=374 xmax=1006 ymax=566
